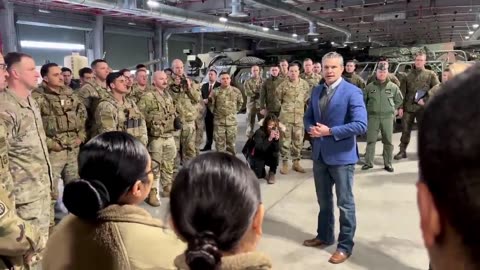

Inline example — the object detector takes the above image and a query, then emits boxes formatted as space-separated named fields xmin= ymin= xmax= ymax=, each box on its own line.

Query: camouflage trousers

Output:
xmin=148 ymin=135 xmax=176 ymax=191
xmin=49 ymin=148 xmax=79 ymax=227
xmin=214 ymin=124 xmax=237 ymax=156
xmin=399 ymin=109 xmax=424 ymax=150
xmin=174 ymin=121 xmax=197 ymax=169
xmin=246 ymin=102 xmax=263 ymax=138
xmin=280 ymin=122 xmax=304 ymax=161
xmin=195 ymin=103 xmax=206 ymax=155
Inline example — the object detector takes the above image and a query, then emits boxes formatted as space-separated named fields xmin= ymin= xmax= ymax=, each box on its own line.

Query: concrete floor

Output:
xmin=140 ymin=114 xmax=428 ymax=270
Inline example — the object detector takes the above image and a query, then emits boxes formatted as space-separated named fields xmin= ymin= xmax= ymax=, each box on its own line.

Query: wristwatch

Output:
xmin=329 ymin=128 xmax=332 ymax=135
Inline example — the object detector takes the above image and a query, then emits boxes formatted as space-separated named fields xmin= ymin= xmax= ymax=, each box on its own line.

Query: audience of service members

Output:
xmin=1 ymin=48 xmax=476 ymax=270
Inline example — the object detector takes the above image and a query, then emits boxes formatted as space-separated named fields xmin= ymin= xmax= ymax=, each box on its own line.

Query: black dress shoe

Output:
xmin=384 ymin=166 xmax=394 ymax=173
xmin=361 ymin=164 xmax=373 ymax=170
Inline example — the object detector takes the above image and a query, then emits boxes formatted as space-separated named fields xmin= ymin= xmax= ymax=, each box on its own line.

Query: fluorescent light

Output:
xmin=353 ymin=46 xmax=358 ymax=49
xmin=469 ymin=31 xmax=474 ymax=34
xmin=128 ymin=22 xmax=136 ymax=26
xmin=147 ymin=0 xmax=160 ymax=8
xmin=273 ymin=26 xmax=279 ymax=31
xmin=219 ymin=16 xmax=228 ymax=22
xmin=292 ymin=33 xmax=298 ymax=37
xmin=331 ymin=41 xmax=335 ymax=45
xmin=38 ymin=9 xmax=51 ymax=14
xmin=262 ymin=27 xmax=269 ymax=32
xmin=20 ymin=40 xmax=85 ymax=50
xmin=473 ymin=24 xmax=479 ymax=29
xmin=465 ymin=36 xmax=470 ymax=39
xmin=313 ymin=38 xmax=319 ymax=42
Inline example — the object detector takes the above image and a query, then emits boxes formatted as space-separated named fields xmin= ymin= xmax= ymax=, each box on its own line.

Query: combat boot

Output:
xmin=280 ymin=161 xmax=289 ymax=175
xmin=161 ymin=185 xmax=171 ymax=198
xmin=267 ymin=171 xmax=276 ymax=184
xmin=293 ymin=160 xmax=306 ymax=173
xmin=394 ymin=150 xmax=407 ymax=160
xmin=146 ymin=188 xmax=161 ymax=207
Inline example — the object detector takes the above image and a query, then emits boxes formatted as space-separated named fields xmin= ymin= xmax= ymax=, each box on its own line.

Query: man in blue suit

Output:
xmin=303 ymin=52 xmax=367 ymax=264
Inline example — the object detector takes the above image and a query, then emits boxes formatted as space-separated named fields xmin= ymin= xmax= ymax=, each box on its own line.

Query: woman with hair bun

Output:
xmin=43 ymin=131 xmax=185 ymax=270
xmin=170 ymin=152 xmax=272 ymax=270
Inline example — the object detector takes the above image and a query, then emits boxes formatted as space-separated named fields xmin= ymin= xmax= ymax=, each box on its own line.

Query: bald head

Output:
xmin=153 ymin=71 xmax=168 ymax=91
xmin=172 ymin=59 xmax=184 ymax=77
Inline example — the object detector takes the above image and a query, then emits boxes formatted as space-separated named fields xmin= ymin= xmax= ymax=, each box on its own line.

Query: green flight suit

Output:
xmin=364 ymin=78 xmax=403 ymax=167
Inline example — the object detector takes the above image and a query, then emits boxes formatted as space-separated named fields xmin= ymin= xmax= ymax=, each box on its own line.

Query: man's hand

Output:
xmin=417 ymin=99 xmax=425 ymax=106
xmin=51 ymin=142 xmax=63 ymax=152
xmin=186 ymin=78 xmax=192 ymax=90
xmin=397 ymin=108 xmax=404 ymax=118
xmin=209 ymin=90 xmax=215 ymax=98
xmin=260 ymin=109 xmax=267 ymax=116
xmin=308 ymin=125 xmax=322 ymax=138
xmin=74 ymin=138 xmax=82 ymax=146
xmin=274 ymin=130 xmax=280 ymax=140
xmin=316 ymin=123 xmax=331 ymax=136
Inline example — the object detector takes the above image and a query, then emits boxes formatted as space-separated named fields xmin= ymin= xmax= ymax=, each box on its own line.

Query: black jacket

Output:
xmin=252 ymin=128 xmax=280 ymax=158
xmin=201 ymin=81 xmax=221 ymax=99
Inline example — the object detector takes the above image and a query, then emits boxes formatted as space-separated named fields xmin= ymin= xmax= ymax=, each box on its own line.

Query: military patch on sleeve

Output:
xmin=0 ymin=201 xmax=7 ymax=219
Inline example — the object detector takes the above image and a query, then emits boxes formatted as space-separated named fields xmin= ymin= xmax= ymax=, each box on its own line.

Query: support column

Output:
xmin=93 ymin=15 xmax=104 ymax=60
xmin=199 ymin=32 xmax=205 ymax=54
xmin=229 ymin=36 xmax=236 ymax=49
xmin=0 ymin=1 xmax=17 ymax=53
xmin=154 ymin=23 xmax=164 ymax=70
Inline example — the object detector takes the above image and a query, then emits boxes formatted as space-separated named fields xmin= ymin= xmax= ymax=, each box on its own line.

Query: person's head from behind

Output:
xmin=63 ymin=131 xmax=153 ymax=219
xmin=417 ymin=63 xmax=480 ymax=270
xmin=262 ymin=114 xmax=279 ymax=134
xmin=445 ymin=62 xmax=470 ymax=82
xmin=170 ymin=152 xmax=264 ymax=269
xmin=5 ymin=52 xmax=39 ymax=91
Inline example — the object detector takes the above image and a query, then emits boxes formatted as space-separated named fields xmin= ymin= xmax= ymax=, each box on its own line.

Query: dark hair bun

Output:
xmin=63 ymin=179 xmax=111 ymax=220
xmin=186 ymin=231 xmax=222 ymax=270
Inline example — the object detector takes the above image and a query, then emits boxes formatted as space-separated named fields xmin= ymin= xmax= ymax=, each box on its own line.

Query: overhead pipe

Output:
xmin=250 ymin=0 xmax=351 ymax=40
xmin=53 ymin=0 xmax=300 ymax=44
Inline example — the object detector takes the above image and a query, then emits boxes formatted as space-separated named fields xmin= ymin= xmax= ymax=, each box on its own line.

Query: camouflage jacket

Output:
xmin=364 ymin=78 xmax=403 ymax=117
xmin=0 ymin=89 xmax=53 ymax=204
xmin=32 ymin=84 xmax=87 ymax=151
xmin=300 ymin=73 xmax=322 ymax=96
xmin=244 ymin=78 xmax=264 ymax=107
xmin=278 ymin=79 xmax=310 ymax=124
xmin=403 ymin=69 xmax=440 ymax=112
xmin=127 ymin=83 xmax=155 ymax=104
xmin=208 ymin=86 xmax=244 ymax=126
xmin=260 ymin=76 xmax=283 ymax=113
xmin=94 ymin=93 xmax=148 ymax=145
xmin=344 ymin=72 xmax=366 ymax=90
xmin=137 ymin=90 xmax=177 ymax=138
xmin=0 ymin=120 xmax=13 ymax=200
xmin=168 ymin=84 xmax=201 ymax=123
xmin=0 ymin=184 xmax=42 ymax=270
xmin=77 ymin=80 xmax=110 ymax=139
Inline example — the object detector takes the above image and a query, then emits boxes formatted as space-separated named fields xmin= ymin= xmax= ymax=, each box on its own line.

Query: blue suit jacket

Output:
xmin=304 ymin=79 xmax=367 ymax=165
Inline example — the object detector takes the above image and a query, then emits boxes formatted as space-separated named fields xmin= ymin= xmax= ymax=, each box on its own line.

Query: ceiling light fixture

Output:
xmin=473 ymin=24 xmax=479 ymax=29
xmin=331 ymin=41 xmax=335 ymax=45
xmin=313 ymin=38 xmax=319 ymax=42
xmin=469 ymin=31 xmax=474 ymax=34
xmin=219 ymin=16 xmax=228 ymax=22
xmin=20 ymin=40 xmax=85 ymax=50
xmin=38 ymin=9 xmax=51 ymax=14
xmin=128 ymin=22 xmax=136 ymax=26
xmin=353 ymin=46 xmax=358 ymax=49
xmin=262 ymin=27 xmax=269 ymax=32
xmin=146 ymin=0 xmax=160 ymax=8
xmin=465 ymin=36 xmax=470 ymax=39
xmin=292 ymin=33 xmax=298 ymax=37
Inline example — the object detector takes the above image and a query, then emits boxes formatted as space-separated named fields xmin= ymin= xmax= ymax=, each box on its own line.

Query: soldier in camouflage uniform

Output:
xmin=138 ymin=71 xmax=179 ymax=204
xmin=33 ymin=63 xmax=87 ymax=229
xmin=260 ymin=65 xmax=282 ymax=118
xmin=300 ymin=58 xmax=322 ymax=96
xmin=244 ymin=65 xmax=264 ymax=138
xmin=362 ymin=64 xmax=403 ymax=172
xmin=395 ymin=52 xmax=440 ymax=160
xmin=209 ymin=72 xmax=244 ymax=155
xmin=168 ymin=59 xmax=201 ymax=165
xmin=77 ymin=59 xmax=111 ymax=140
xmin=120 ymin=68 xmax=133 ymax=92
xmin=343 ymin=60 xmax=366 ymax=90
xmin=193 ymin=80 xmax=205 ymax=155
xmin=278 ymin=64 xmax=310 ymax=174
xmin=94 ymin=72 xmax=148 ymax=146
xmin=1 ymin=119 xmax=44 ymax=269
xmin=0 ymin=53 xmax=53 ymax=258
xmin=128 ymin=69 xmax=154 ymax=103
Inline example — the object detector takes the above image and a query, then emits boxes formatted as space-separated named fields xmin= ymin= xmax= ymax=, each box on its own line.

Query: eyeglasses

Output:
xmin=145 ymin=162 xmax=160 ymax=176
xmin=0 ymin=64 xmax=7 ymax=71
